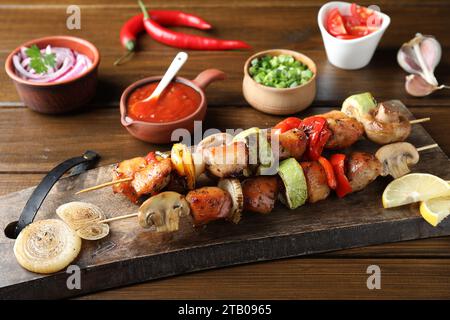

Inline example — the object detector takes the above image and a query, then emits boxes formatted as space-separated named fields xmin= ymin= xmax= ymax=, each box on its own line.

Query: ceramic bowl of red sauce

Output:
xmin=120 ymin=69 xmax=226 ymax=144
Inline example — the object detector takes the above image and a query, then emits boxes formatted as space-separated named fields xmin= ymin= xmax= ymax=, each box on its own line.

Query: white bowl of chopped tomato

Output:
xmin=318 ymin=2 xmax=390 ymax=70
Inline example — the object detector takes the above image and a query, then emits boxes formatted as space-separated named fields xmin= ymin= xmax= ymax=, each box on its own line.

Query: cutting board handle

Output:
xmin=12 ymin=150 xmax=100 ymax=238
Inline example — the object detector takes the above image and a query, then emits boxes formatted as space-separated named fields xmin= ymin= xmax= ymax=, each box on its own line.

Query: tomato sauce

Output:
xmin=127 ymin=81 xmax=201 ymax=123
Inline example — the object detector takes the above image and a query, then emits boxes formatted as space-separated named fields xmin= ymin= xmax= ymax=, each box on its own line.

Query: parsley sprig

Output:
xmin=25 ymin=45 xmax=56 ymax=74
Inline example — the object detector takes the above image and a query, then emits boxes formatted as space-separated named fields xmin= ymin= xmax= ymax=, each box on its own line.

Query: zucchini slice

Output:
xmin=277 ymin=158 xmax=308 ymax=209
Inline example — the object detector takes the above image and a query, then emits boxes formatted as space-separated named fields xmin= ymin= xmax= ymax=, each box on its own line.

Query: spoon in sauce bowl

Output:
xmin=128 ymin=52 xmax=188 ymax=119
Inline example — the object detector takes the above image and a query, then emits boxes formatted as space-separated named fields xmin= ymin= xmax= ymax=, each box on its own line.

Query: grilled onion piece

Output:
xmin=76 ymin=223 xmax=110 ymax=241
xmin=218 ymin=179 xmax=243 ymax=223
xmin=56 ymin=202 xmax=109 ymax=240
xmin=14 ymin=219 xmax=81 ymax=274
xmin=56 ymin=202 xmax=105 ymax=230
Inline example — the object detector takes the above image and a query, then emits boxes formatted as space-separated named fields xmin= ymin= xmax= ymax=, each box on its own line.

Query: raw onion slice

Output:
xmin=14 ymin=219 xmax=81 ymax=274
xmin=13 ymin=45 xmax=92 ymax=83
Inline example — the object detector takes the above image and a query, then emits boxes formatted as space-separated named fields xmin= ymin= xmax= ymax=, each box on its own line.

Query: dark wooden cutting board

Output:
xmin=1 ymin=103 xmax=449 ymax=299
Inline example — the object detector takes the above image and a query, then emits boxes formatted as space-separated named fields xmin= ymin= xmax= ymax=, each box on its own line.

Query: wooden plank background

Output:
xmin=0 ymin=0 xmax=449 ymax=299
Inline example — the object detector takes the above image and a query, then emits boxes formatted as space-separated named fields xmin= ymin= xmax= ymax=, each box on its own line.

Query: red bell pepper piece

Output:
xmin=273 ymin=117 xmax=302 ymax=133
xmin=144 ymin=151 xmax=157 ymax=163
xmin=330 ymin=154 xmax=352 ymax=198
xmin=301 ymin=116 xmax=331 ymax=161
xmin=318 ymin=156 xmax=337 ymax=190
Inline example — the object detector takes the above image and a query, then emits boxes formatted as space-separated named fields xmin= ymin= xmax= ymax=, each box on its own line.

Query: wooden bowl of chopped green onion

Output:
xmin=243 ymin=49 xmax=316 ymax=115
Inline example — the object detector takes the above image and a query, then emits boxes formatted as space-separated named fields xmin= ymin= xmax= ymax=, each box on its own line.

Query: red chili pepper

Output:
xmin=116 ymin=10 xmax=212 ymax=65
xmin=329 ymin=154 xmax=352 ymax=198
xmin=144 ymin=151 xmax=157 ymax=163
xmin=273 ymin=117 xmax=302 ymax=133
xmin=318 ymin=156 xmax=337 ymax=189
xmin=301 ymin=116 xmax=331 ymax=161
xmin=138 ymin=0 xmax=251 ymax=50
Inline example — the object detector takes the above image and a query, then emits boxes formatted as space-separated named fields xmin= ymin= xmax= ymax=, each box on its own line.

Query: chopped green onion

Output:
xmin=248 ymin=54 xmax=314 ymax=89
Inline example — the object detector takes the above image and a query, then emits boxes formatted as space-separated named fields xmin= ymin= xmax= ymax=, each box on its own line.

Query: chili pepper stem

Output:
xmin=138 ymin=0 xmax=150 ymax=19
xmin=114 ymin=50 xmax=135 ymax=66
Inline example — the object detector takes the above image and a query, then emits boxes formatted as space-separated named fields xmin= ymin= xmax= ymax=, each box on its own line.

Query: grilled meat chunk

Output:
xmin=300 ymin=161 xmax=330 ymax=203
xmin=186 ymin=187 xmax=233 ymax=225
xmin=112 ymin=157 xmax=148 ymax=203
xmin=203 ymin=141 xmax=248 ymax=178
xmin=131 ymin=158 xmax=172 ymax=197
xmin=346 ymin=152 xmax=382 ymax=192
xmin=322 ymin=110 xmax=364 ymax=149
xmin=277 ymin=128 xmax=308 ymax=160
xmin=242 ymin=176 xmax=279 ymax=214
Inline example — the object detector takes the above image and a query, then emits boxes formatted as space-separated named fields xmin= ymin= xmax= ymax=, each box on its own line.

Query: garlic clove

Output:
xmin=421 ymin=36 xmax=441 ymax=72
xmin=397 ymin=33 xmax=441 ymax=86
xmin=405 ymin=74 xmax=443 ymax=97
xmin=397 ymin=43 xmax=421 ymax=75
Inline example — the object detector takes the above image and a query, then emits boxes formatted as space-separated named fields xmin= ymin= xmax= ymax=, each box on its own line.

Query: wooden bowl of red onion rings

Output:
xmin=5 ymin=35 xmax=100 ymax=114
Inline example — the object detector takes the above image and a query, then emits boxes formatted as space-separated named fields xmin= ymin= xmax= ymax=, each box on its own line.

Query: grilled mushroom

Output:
xmin=196 ymin=133 xmax=234 ymax=152
xmin=138 ymin=191 xmax=190 ymax=232
xmin=375 ymin=142 xmax=419 ymax=178
xmin=362 ymin=102 xmax=411 ymax=145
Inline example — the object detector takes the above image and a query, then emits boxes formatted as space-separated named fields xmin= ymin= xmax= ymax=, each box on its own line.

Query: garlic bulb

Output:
xmin=398 ymin=33 xmax=448 ymax=97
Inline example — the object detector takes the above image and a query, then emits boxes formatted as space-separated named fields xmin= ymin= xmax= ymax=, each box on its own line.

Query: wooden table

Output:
xmin=1 ymin=0 xmax=449 ymax=299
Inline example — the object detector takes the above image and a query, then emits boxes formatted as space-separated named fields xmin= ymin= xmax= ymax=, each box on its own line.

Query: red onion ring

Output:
xmin=13 ymin=45 xmax=93 ymax=83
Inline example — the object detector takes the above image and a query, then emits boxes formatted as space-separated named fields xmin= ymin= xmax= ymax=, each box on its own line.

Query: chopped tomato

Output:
xmin=327 ymin=4 xmax=382 ymax=40
xmin=343 ymin=14 xmax=360 ymax=30
xmin=350 ymin=3 xmax=374 ymax=24
xmin=348 ymin=25 xmax=370 ymax=37
xmin=326 ymin=8 xmax=348 ymax=36
xmin=273 ymin=117 xmax=302 ymax=133
xmin=366 ymin=13 xmax=383 ymax=29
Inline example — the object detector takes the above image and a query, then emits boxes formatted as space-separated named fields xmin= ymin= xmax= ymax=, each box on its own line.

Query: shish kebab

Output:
xmin=76 ymin=93 xmax=431 ymax=205
xmin=64 ymin=140 xmax=437 ymax=240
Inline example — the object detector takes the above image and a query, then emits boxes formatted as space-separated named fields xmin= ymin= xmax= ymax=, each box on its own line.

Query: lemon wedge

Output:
xmin=382 ymin=173 xmax=450 ymax=208
xmin=420 ymin=195 xmax=450 ymax=226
